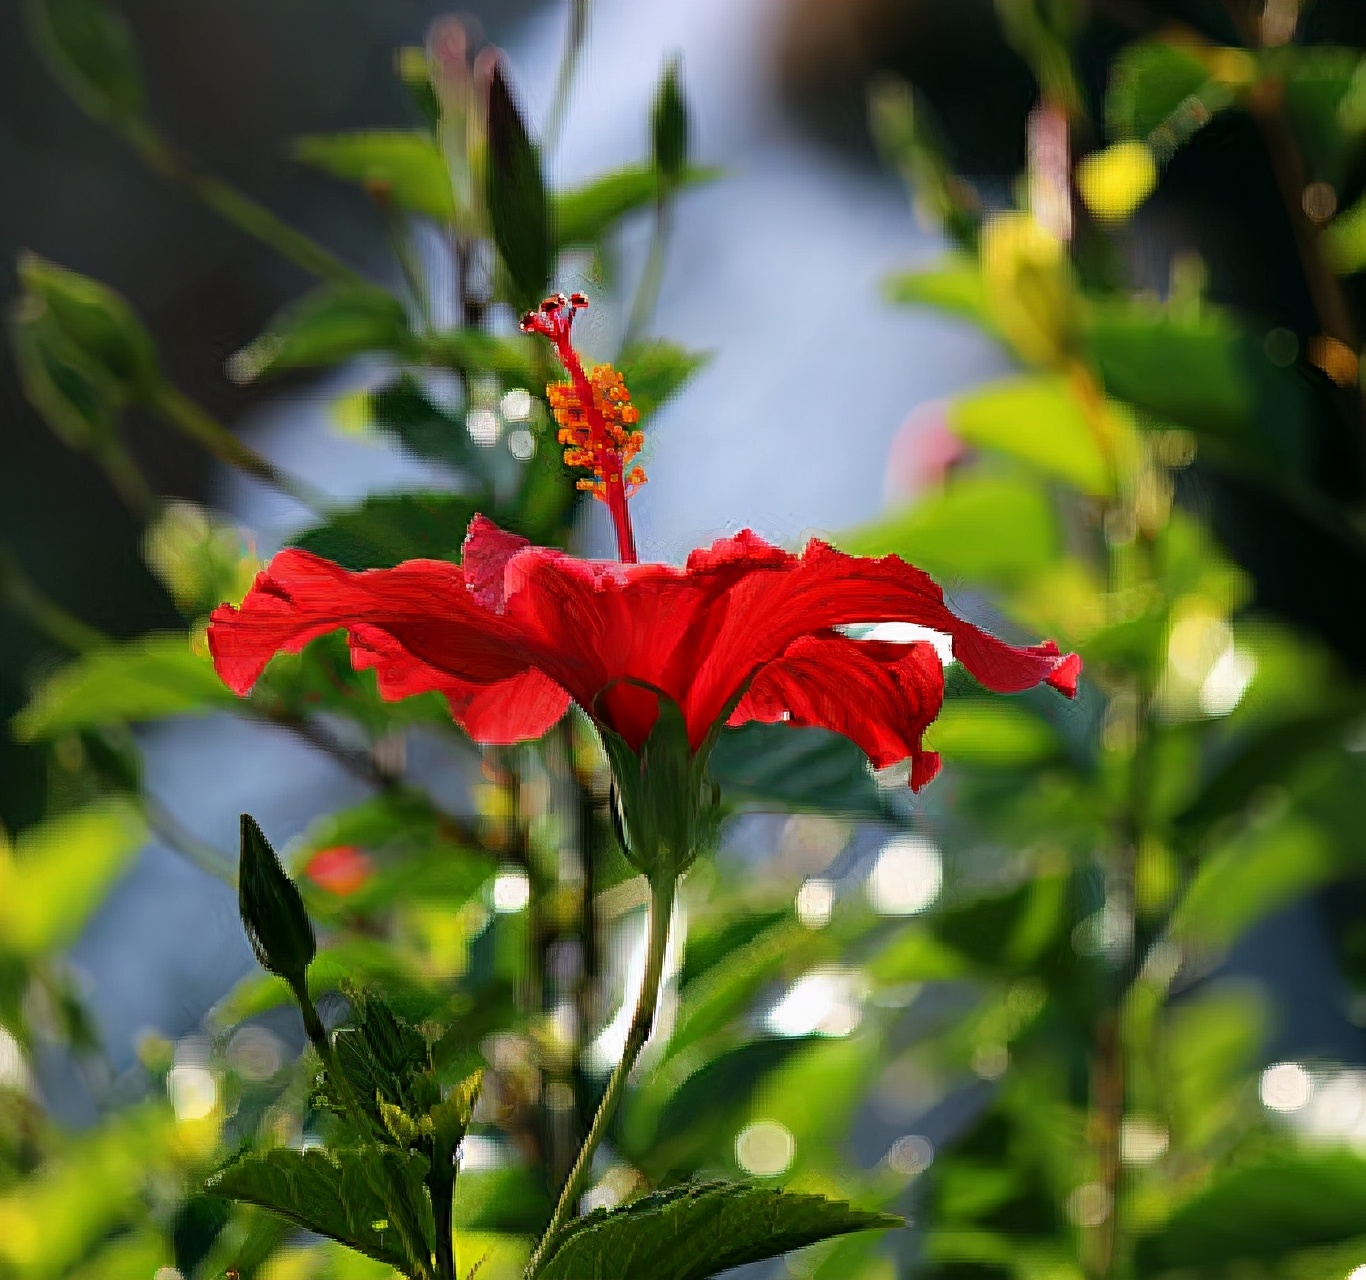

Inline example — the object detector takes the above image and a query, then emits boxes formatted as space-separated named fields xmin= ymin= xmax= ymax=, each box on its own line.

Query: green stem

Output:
xmin=150 ymin=385 xmax=329 ymax=512
xmin=124 ymin=123 xmax=364 ymax=288
xmin=542 ymin=0 xmax=591 ymax=157
xmin=432 ymin=1134 xmax=457 ymax=1280
xmin=621 ymin=197 xmax=673 ymax=354
xmin=526 ymin=872 xmax=675 ymax=1275
xmin=95 ymin=438 xmax=157 ymax=520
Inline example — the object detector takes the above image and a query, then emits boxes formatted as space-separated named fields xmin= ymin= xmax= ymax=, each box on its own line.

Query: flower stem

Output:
xmin=526 ymin=872 xmax=675 ymax=1274
xmin=124 ymin=122 xmax=365 ymax=289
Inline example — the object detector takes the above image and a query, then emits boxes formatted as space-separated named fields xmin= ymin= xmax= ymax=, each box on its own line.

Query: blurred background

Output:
xmin=6 ymin=1 xmax=1366 ymax=1278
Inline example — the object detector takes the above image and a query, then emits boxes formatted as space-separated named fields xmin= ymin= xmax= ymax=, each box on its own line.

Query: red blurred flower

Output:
xmin=208 ymin=516 xmax=1078 ymax=792
xmin=303 ymin=845 xmax=374 ymax=897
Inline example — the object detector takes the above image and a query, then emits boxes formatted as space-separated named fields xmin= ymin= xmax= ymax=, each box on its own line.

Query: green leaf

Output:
xmin=866 ymin=926 xmax=967 ymax=984
xmin=652 ymin=57 xmax=689 ymax=185
xmin=417 ymin=329 xmax=538 ymax=381
xmin=532 ymin=1181 xmax=900 ymax=1280
xmin=206 ymin=1145 xmax=435 ymax=1276
xmin=290 ymin=492 xmax=481 ymax=570
xmin=711 ymin=724 xmax=885 ymax=818
xmin=927 ymin=700 xmax=1062 ymax=768
xmin=26 ymin=0 xmax=146 ymax=125
xmin=0 ymin=799 xmax=145 ymax=957
xmin=1135 ymin=1150 xmax=1366 ymax=1271
xmin=485 ymin=61 xmax=550 ymax=310
xmin=16 ymin=254 xmax=161 ymax=399
xmin=363 ymin=375 xmax=475 ymax=472
xmin=1105 ymin=39 xmax=1224 ymax=144
xmin=552 ymin=164 xmax=721 ymax=248
xmin=229 ymin=283 xmax=409 ymax=382
xmin=13 ymin=635 xmax=233 ymax=740
xmin=616 ymin=340 xmax=711 ymax=422
xmin=884 ymin=254 xmax=995 ymax=332
xmin=294 ymin=130 xmax=456 ymax=222
xmin=948 ymin=375 xmax=1114 ymax=497
xmin=238 ymin=814 xmax=316 ymax=987
xmin=1172 ymin=816 xmax=1341 ymax=950
xmin=838 ymin=475 xmax=1060 ymax=589
xmin=326 ymin=990 xmax=435 ymax=1127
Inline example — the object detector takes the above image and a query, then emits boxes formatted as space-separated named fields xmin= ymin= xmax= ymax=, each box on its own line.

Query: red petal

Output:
xmin=730 ymin=633 xmax=946 ymax=790
xmin=688 ymin=536 xmax=1080 ymax=735
xmin=462 ymin=513 xmax=530 ymax=611
xmin=208 ymin=549 xmax=535 ymax=696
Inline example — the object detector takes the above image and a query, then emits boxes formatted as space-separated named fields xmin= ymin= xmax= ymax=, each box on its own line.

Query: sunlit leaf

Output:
xmin=532 ymin=1180 xmax=899 ymax=1280
xmin=1106 ymin=39 xmax=1224 ymax=143
xmin=884 ymin=253 xmax=995 ymax=331
xmin=949 ymin=375 xmax=1115 ymax=497
xmin=0 ymin=800 xmax=145 ymax=958
xmin=207 ymin=1146 xmax=434 ymax=1274
xmin=13 ymin=635 xmax=233 ymax=740
xmin=838 ymin=475 xmax=1060 ymax=589
xmin=552 ymin=164 xmax=721 ymax=248
xmin=294 ymin=130 xmax=456 ymax=221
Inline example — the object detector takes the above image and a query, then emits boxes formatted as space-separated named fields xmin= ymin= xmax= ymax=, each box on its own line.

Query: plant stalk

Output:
xmin=526 ymin=871 xmax=675 ymax=1274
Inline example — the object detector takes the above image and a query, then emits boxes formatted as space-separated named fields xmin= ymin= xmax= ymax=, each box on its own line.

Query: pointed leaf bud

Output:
xmin=652 ymin=55 xmax=689 ymax=188
xmin=26 ymin=0 xmax=147 ymax=127
xmin=483 ymin=58 xmax=551 ymax=311
xmin=238 ymin=814 xmax=316 ymax=986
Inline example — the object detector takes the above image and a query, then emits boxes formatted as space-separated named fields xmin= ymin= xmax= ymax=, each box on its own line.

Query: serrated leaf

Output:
xmin=289 ymin=492 xmax=481 ymax=570
xmin=295 ymin=130 xmax=456 ymax=221
xmin=616 ymin=340 xmax=710 ymax=422
xmin=0 ymin=799 xmax=145 ymax=957
xmin=13 ymin=634 xmax=233 ymax=740
xmin=206 ymin=1145 xmax=434 ymax=1275
xmin=326 ymin=991 xmax=435 ymax=1128
xmin=552 ymin=164 xmax=721 ymax=248
xmin=230 ymin=283 xmax=409 ymax=382
xmin=26 ymin=0 xmax=146 ymax=125
xmin=485 ymin=62 xmax=550 ymax=310
xmin=532 ymin=1180 xmax=899 ymax=1280
xmin=429 ymin=1070 xmax=482 ymax=1150
xmin=838 ymin=475 xmax=1060 ymax=590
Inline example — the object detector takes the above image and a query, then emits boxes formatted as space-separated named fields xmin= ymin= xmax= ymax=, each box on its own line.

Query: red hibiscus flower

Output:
xmin=208 ymin=293 xmax=1078 ymax=807
xmin=209 ymin=515 xmax=1076 ymax=793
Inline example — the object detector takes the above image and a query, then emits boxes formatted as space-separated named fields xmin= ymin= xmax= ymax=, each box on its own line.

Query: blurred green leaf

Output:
xmin=928 ymin=700 xmax=1062 ymax=767
xmin=1136 ymin=1150 xmax=1366 ymax=1271
xmin=711 ymin=724 xmax=885 ymax=818
xmin=0 ymin=799 xmax=145 ymax=958
xmin=1273 ymin=45 xmax=1363 ymax=183
xmin=1106 ymin=39 xmax=1224 ymax=144
xmin=16 ymin=254 xmax=161 ymax=399
xmin=949 ymin=375 xmax=1113 ymax=497
xmin=230 ymin=283 xmax=409 ymax=382
xmin=485 ymin=61 xmax=550 ymax=310
xmin=294 ymin=130 xmax=456 ymax=221
xmin=289 ymin=492 xmax=481 ymax=570
xmin=885 ymin=254 xmax=995 ymax=332
xmin=552 ymin=164 xmax=721 ymax=248
xmin=617 ymin=339 xmax=711 ymax=422
xmin=839 ymin=475 xmax=1061 ymax=589
xmin=1173 ymin=816 xmax=1341 ymax=951
xmin=453 ymin=1166 xmax=550 ymax=1233
xmin=532 ymin=1180 xmax=899 ymax=1280
xmin=207 ymin=1146 xmax=434 ymax=1275
xmin=26 ymin=0 xmax=146 ymax=126
xmin=417 ymin=328 xmax=538 ymax=381
xmin=13 ymin=635 xmax=233 ymax=740
xmin=652 ymin=57 xmax=689 ymax=185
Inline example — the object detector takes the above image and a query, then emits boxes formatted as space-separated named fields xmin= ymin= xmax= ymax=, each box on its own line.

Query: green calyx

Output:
xmin=595 ymin=690 xmax=723 ymax=882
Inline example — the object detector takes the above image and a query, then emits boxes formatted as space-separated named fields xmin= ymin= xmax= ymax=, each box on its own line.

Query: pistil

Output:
xmin=521 ymin=293 xmax=642 ymax=563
